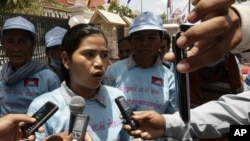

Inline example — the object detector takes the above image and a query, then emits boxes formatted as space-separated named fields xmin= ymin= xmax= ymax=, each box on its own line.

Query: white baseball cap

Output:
xmin=129 ymin=11 xmax=165 ymax=34
xmin=3 ymin=16 xmax=37 ymax=38
xmin=45 ymin=26 xmax=67 ymax=48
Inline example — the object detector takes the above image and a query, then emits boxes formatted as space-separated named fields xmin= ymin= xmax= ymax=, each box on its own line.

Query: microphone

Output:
xmin=68 ymin=96 xmax=86 ymax=134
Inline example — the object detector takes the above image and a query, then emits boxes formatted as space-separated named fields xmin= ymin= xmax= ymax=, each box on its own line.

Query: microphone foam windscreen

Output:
xmin=69 ymin=96 xmax=86 ymax=114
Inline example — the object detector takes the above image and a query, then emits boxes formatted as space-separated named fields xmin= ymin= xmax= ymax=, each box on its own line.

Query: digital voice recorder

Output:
xmin=70 ymin=114 xmax=89 ymax=141
xmin=115 ymin=96 xmax=139 ymax=130
xmin=21 ymin=101 xmax=59 ymax=136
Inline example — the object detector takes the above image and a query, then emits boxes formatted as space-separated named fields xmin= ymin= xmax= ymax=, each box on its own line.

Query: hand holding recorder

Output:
xmin=122 ymin=110 xmax=166 ymax=140
xmin=0 ymin=114 xmax=44 ymax=141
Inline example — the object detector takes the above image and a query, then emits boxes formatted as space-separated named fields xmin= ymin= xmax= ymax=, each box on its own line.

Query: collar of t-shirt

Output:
xmin=60 ymin=81 xmax=106 ymax=107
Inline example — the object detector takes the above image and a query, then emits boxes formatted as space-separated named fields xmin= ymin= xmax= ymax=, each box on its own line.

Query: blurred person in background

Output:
xmin=45 ymin=26 xmax=67 ymax=81
xmin=0 ymin=16 xmax=60 ymax=116
xmin=118 ymin=35 xmax=133 ymax=60
xmin=103 ymin=11 xmax=177 ymax=115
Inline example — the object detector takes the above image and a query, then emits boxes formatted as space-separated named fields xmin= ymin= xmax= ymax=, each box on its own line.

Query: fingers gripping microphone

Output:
xmin=69 ymin=96 xmax=86 ymax=134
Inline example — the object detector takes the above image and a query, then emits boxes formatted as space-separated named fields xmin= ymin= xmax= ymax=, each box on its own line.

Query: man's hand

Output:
xmin=0 ymin=114 xmax=43 ymax=141
xmin=165 ymin=0 xmax=242 ymax=73
xmin=123 ymin=110 xmax=166 ymax=140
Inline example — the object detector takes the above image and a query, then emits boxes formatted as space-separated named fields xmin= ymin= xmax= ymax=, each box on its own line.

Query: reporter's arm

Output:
xmin=124 ymin=91 xmax=250 ymax=140
xmin=164 ymin=91 xmax=250 ymax=140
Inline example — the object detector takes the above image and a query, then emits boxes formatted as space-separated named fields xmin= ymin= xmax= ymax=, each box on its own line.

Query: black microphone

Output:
xmin=68 ymin=96 xmax=86 ymax=134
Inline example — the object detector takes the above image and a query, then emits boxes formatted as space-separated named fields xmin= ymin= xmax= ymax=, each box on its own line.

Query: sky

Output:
xmin=119 ymin=0 xmax=193 ymax=15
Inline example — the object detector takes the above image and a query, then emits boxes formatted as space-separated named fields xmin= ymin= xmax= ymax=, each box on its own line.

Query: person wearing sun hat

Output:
xmin=0 ymin=16 xmax=60 ymax=116
xmin=2 ymin=16 xmax=37 ymax=39
xmin=103 ymin=11 xmax=177 ymax=114
xmin=45 ymin=26 xmax=67 ymax=81
xmin=128 ymin=12 xmax=166 ymax=33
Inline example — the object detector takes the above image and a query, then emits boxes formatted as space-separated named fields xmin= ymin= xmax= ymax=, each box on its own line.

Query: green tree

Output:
xmin=108 ymin=1 xmax=120 ymax=13
xmin=119 ymin=5 xmax=136 ymax=18
xmin=106 ymin=1 xmax=136 ymax=18
xmin=0 ymin=0 xmax=64 ymax=15
xmin=160 ymin=12 xmax=167 ymax=24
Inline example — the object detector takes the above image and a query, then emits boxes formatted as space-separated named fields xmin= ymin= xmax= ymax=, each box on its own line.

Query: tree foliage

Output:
xmin=160 ymin=12 xmax=167 ymax=24
xmin=106 ymin=1 xmax=136 ymax=18
xmin=0 ymin=0 xmax=62 ymax=15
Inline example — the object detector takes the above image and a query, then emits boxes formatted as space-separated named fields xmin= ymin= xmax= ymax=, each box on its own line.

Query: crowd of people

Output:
xmin=0 ymin=0 xmax=250 ymax=140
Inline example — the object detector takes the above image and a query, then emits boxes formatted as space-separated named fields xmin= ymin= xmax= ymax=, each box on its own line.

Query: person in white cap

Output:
xmin=103 ymin=12 xmax=177 ymax=114
xmin=0 ymin=16 xmax=60 ymax=116
xmin=45 ymin=26 xmax=67 ymax=81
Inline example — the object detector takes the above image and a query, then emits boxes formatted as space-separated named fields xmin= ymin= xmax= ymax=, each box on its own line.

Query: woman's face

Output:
xmin=63 ymin=34 xmax=109 ymax=92
xmin=3 ymin=29 xmax=35 ymax=70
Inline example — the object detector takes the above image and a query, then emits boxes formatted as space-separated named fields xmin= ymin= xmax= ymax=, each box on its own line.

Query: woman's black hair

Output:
xmin=61 ymin=23 xmax=108 ymax=84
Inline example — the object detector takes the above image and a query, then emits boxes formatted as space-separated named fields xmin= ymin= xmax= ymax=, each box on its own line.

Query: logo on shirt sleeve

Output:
xmin=151 ymin=76 xmax=164 ymax=86
xmin=24 ymin=78 xmax=39 ymax=87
